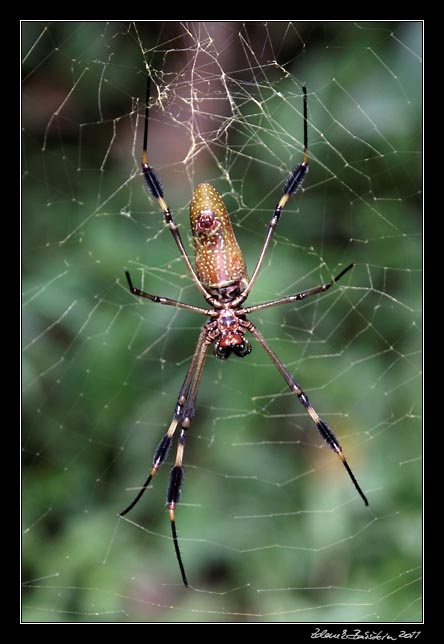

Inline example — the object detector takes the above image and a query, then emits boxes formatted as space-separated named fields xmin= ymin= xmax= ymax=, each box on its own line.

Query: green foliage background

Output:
xmin=22 ymin=21 xmax=422 ymax=623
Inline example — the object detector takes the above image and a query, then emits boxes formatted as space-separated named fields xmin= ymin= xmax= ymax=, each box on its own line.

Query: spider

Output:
xmin=120 ymin=78 xmax=368 ymax=588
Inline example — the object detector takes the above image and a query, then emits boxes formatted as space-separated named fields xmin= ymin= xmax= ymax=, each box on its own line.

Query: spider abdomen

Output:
xmin=190 ymin=183 xmax=249 ymax=295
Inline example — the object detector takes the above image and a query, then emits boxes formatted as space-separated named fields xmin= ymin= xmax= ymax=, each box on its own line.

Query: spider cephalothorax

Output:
xmin=211 ymin=308 xmax=252 ymax=359
xmin=120 ymin=78 xmax=368 ymax=588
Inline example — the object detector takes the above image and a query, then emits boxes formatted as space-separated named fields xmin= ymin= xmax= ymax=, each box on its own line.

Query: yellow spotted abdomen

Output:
xmin=190 ymin=183 xmax=248 ymax=292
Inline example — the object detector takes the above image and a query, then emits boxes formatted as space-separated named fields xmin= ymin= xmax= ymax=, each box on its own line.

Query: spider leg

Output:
xmin=119 ymin=325 xmax=210 ymax=516
xmin=243 ymin=320 xmax=368 ymax=506
xmin=240 ymin=264 xmax=354 ymax=315
xmin=166 ymin=330 xmax=213 ymax=587
xmin=141 ymin=77 xmax=212 ymax=304
xmin=125 ymin=270 xmax=214 ymax=316
xmin=119 ymin=418 xmax=178 ymax=517
xmin=234 ymin=87 xmax=309 ymax=305
xmin=120 ymin=321 xmax=215 ymax=587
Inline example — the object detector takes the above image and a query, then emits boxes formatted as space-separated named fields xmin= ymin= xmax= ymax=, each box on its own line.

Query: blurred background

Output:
xmin=22 ymin=21 xmax=422 ymax=623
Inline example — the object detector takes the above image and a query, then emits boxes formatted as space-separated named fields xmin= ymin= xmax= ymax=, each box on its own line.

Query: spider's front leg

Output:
xmin=242 ymin=320 xmax=369 ymax=507
xmin=120 ymin=322 xmax=216 ymax=587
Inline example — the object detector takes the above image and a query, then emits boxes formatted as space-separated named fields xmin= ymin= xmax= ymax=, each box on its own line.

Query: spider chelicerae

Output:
xmin=120 ymin=78 xmax=368 ymax=587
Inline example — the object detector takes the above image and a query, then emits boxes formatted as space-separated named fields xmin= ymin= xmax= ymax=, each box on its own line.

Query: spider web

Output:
xmin=22 ymin=21 xmax=422 ymax=624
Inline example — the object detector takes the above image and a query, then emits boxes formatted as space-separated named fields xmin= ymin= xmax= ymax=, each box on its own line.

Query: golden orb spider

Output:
xmin=120 ymin=78 xmax=368 ymax=588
